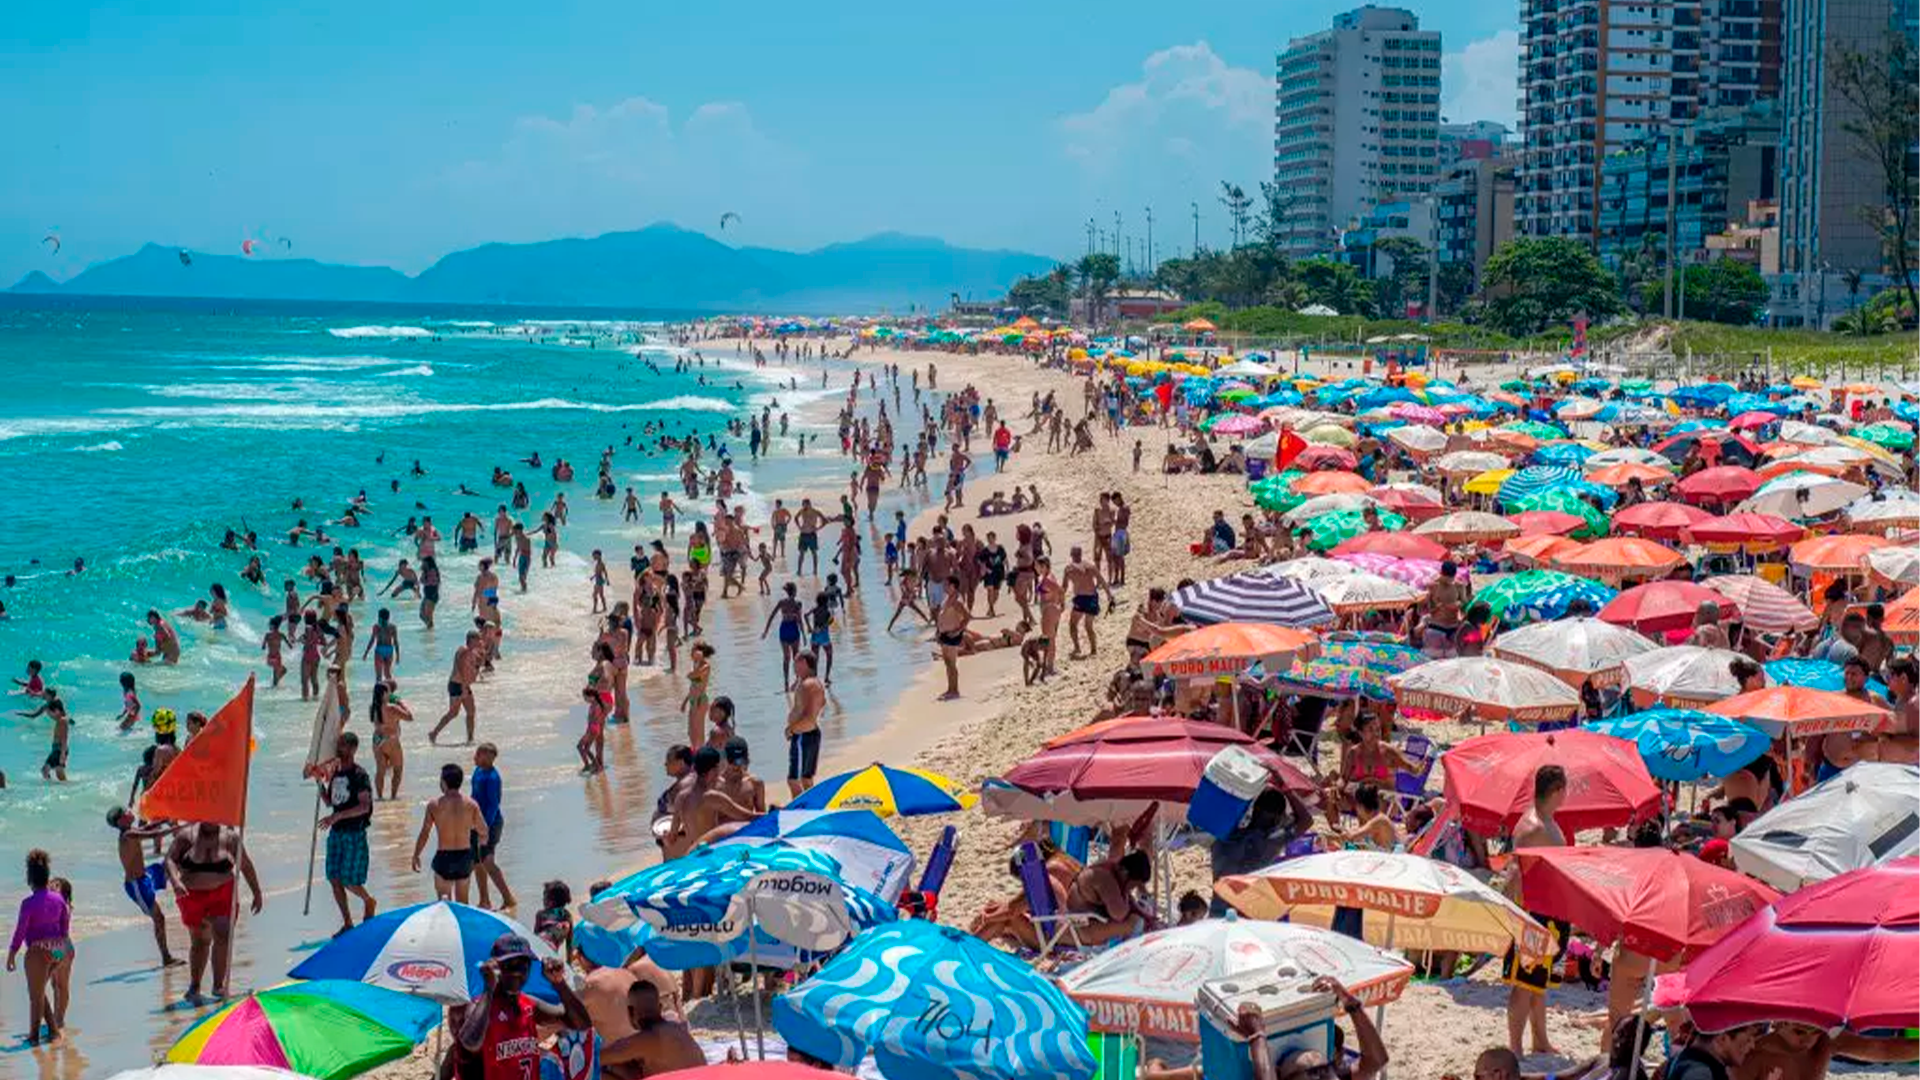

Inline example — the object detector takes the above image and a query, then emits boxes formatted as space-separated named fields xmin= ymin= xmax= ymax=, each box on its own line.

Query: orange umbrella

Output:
xmin=1887 ymin=590 xmax=1919 ymax=644
xmin=1706 ymin=686 xmax=1894 ymax=737
xmin=1789 ymin=534 xmax=1891 ymax=571
xmin=1551 ymin=537 xmax=1688 ymax=582
xmin=1504 ymin=534 xmax=1583 ymax=567
xmin=1757 ymin=458 xmax=1848 ymax=481
xmin=1141 ymin=622 xmax=1318 ymax=679
xmin=1486 ymin=430 xmax=1541 ymax=453
xmin=1183 ymin=318 xmax=1217 ymax=332
xmin=1588 ymin=462 xmax=1674 ymax=488
xmin=1292 ymin=470 xmax=1373 ymax=496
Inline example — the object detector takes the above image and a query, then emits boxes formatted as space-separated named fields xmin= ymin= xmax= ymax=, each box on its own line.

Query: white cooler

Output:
xmin=1197 ymin=969 xmax=1337 ymax=1080
xmin=1188 ymin=744 xmax=1271 ymax=839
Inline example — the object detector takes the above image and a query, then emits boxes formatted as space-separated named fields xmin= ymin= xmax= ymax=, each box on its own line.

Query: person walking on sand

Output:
xmin=470 ymin=743 xmax=515 ymax=909
xmin=682 ymin=643 xmax=715 ymax=748
xmin=1063 ymin=546 xmax=1116 ymax=660
xmin=369 ymin=682 xmax=411 ymax=799
xmin=785 ymin=653 xmax=826 ymax=797
xmin=1036 ymin=556 xmax=1065 ymax=677
xmin=429 ymin=630 xmax=482 ymax=744
xmin=317 ymin=731 xmax=376 ymax=936
xmin=411 ymin=763 xmax=485 ymax=903
xmin=166 ymin=822 xmax=262 ymax=1005
xmin=109 ymin=808 xmax=180 ymax=968
xmin=762 ymin=582 xmax=805 ymax=689
xmin=934 ymin=576 xmax=972 ymax=701
xmin=7 ymin=850 xmax=70 ymax=1045
xmin=793 ymin=498 xmax=827 ymax=575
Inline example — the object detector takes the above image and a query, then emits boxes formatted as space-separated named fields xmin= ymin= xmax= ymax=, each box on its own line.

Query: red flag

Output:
xmin=1276 ymin=429 xmax=1307 ymax=470
xmin=142 ymin=676 xmax=254 ymax=827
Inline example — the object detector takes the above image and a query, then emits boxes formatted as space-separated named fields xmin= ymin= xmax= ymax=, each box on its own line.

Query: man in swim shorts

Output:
xmin=412 ymin=762 xmax=486 ymax=903
xmin=110 ymin=807 xmax=179 ymax=967
xmin=785 ymin=653 xmax=826 ymax=798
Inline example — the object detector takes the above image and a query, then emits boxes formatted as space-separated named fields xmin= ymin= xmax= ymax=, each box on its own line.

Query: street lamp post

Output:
xmin=1191 ymin=202 xmax=1201 ymax=255
xmin=1145 ymin=206 xmax=1154 ymax=273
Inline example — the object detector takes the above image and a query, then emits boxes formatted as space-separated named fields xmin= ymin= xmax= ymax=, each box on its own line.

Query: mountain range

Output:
xmin=8 ymin=225 xmax=1059 ymax=312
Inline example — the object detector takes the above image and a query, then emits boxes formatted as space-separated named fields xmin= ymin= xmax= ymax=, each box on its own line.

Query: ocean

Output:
xmin=0 ymin=295 xmax=941 ymax=1072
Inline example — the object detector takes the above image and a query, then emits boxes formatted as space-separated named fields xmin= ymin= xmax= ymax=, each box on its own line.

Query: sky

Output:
xmin=1 ymin=1 xmax=1520 ymax=285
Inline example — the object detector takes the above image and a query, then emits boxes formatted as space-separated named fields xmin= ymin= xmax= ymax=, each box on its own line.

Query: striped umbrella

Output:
xmin=1532 ymin=442 xmax=1596 ymax=467
xmin=1507 ymin=488 xmax=1611 ymax=537
xmin=1701 ymin=575 xmax=1819 ymax=633
xmin=288 ymin=901 xmax=570 ymax=1004
xmin=1171 ymin=569 xmax=1337 ymax=628
xmin=1497 ymin=466 xmax=1585 ymax=507
xmin=1765 ymin=658 xmax=1889 ymax=698
xmin=1477 ymin=569 xmax=1619 ymax=628
xmin=1309 ymin=572 xmax=1422 ymax=613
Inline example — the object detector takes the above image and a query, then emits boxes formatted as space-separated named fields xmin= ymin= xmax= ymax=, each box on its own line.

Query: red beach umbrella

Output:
xmin=1727 ymin=411 xmax=1780 ymax=431
xmin=1683 ymin=512 xmax=1805 ymax=548
xmin=1653 ymin=858 xmax=1919 ymax=1033
xmin=1613 ymin=501 xmax=1718 ymax=541
xmin=1507 ymin=511 xmax=1587 ymax=537
xmin=1515 ymin=846 xmax=1779 ymax=962
xmin=1440 ymin=728 xmax=1661 ymax=835
xmin=1675 ymin=466 xmax=1763 ymax=506
xmin=1329 ymin=531 xmax=1448 ymax=561
xmin=1599 ymin=580 xmax=1739 ymax=635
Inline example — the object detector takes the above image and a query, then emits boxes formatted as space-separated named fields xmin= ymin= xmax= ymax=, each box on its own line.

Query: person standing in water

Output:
xmin=411 ymin=762 xmax=486 ymax=903
xmin=362 ymin=608 xmax=400 ymax=684
xmin=369 ymin=682 xmax=411 ymax=799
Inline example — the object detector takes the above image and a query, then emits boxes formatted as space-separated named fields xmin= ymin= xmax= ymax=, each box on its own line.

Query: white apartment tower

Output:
xmin=1273 ymin=6 xmax=1442 ymax=258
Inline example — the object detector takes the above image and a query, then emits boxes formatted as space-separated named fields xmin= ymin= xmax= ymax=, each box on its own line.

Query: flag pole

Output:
xmin=228 ymin=675 xmax=258 ymax=995
xmin=302 ymin=787 xmax=324 ymax=916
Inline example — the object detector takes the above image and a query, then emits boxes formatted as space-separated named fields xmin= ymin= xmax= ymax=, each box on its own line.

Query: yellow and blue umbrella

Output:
xmin=787 ymin=763 xmax=976 ymax=817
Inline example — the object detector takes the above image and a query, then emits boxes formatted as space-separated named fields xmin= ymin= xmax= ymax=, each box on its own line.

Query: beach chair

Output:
xmin=1390 ymin=732 xmax=1439 ymax=818
xmin=903 ymin=825 xmax=959 ymax=920
xmin=1278 ymin=697 xmax=1334 ymax=774
xmin=1086 ymin=1031 xmax=1142 ymax=1080
xmin=1018 ymin=841 xmax=1096 ymax=960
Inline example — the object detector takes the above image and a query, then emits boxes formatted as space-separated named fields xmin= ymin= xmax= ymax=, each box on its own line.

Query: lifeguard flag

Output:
xmin=1276 ymin=429 xmax=1308 ymax=470
xmin=142 ymin=675 xmax=254 ymax=827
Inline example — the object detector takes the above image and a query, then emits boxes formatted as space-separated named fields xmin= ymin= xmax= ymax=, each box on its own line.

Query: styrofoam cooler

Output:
xmin=1197 ymin=970 xmax=1337 ymax=1080
xmin=1188 ymin=745 xmax=1270 ymax=839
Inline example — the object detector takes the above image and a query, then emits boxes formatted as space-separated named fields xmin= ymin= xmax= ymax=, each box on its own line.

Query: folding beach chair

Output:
xmin=1018 ymin=840 xmax=1096 ymax=960
xmin=1086 ymin=1031 xmax=1142 ymax=1080
xmin=902 ymin=825 xmax=959 ymax=921
xmin=1390 ymin=732 xmax=1439 ymax=818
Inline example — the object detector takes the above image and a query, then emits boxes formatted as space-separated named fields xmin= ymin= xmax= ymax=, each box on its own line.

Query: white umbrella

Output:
xmin=1218 ymin=359 xmax=1280 ymax=379
xmin=1298 ymin=303 xmax=1339 ymax=317
xmin=1735 ymin=474 xmax=1870 ymax=519
xmin=1556 ymin=397 xmax=1605 ymax=420
xmin=1414 ymin=511 xmax=1521 ymax=543
xmin=1310 ymin=572 xmax=1422 ymax=613
xmin=1847 ymin=490 xmax=1920 ymax=530
xmin=1489 ymin=616 xmax=1660 ymax=687
xmin=1584 ymin=447 xmax=1674 ymax=471
xmin=1244 ymin=431 xmax=1280 ymax=458
xmin=1304 ymin=424 xmax=1357 ymax=447
xmin=1059 ymin=916 xmax=1413 ymax=1042
xmin=1731 ymin=762 xmax=1920 ymax=892
xmin=1865 ymin=544 xmax=1920 ymax=587
xmin=1777 ymin=446 xmax=1874 ymax=469
xmin=1390 ymin=657 xmax=1583 ymax=723
xmin=1267 ymin=556 xmax=1362 ymax=583
xmin=1282 ymin=493 xmax=1385 ymax=526
xmin=1387 ymin=424 xmax=1448 ymax=454
xmin=1622 ymin=645 xmax=1751 ymax=707
xmin=1434 ymin=450 xmax=1511 ymax=475
xmin=1778 ymin=420 xmax=1842 ymax=446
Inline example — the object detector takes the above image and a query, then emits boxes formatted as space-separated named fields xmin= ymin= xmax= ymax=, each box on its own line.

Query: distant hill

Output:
xmin=11 ymin=226 xmax=1057 ymax=312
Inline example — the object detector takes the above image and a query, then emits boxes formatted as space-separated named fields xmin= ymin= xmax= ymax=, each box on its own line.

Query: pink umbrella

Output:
xmin=1333 ymin=552 xmax=1467 ymax=588
xmin=1388 ymin=403 xmax=1447 ymax=425
xmin=1210 ymin=414 xmax=1267 ymax=437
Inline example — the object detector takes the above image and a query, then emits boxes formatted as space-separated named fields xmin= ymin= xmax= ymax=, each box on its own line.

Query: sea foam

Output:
xmin=327 ymin=325 xmax=433 ymax=338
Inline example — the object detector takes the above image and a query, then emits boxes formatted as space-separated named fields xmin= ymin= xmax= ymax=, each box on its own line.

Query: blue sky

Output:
xmin=1 ymin=1 xmax=1519 ymax=284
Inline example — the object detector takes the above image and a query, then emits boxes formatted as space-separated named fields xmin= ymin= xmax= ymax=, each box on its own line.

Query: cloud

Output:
xmin=1442 ymin=30 xmax=1520 ymax=128
xmin=1059 ymin=43 xmax=1270 ymax=175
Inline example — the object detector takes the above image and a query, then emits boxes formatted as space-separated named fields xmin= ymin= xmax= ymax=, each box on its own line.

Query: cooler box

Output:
xmin=1247 ymin=458 xmax=1269 ymax=481
xmin=1196 ymin=969 xmax=1337 ymax=1080
xmin=1188 ymin=745 xmax=1270 ymax=839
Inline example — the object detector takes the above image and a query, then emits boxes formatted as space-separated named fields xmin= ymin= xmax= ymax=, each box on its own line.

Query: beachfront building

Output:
xmin=1772 ymin=0 xmax=1918 ymax=326
xmin=1705 ymin=200 xmax=1782 ymax=272
xmin=1272 ymin=6 xmax=1442 ymax=259
xmin=1516 ymin=0 xmax=1782 ymax=242
xmin=1435 ymin=154 xmax=1517 ymax=284
xmin=1438 ymin=121 xmax=1511 ymax=169
xmin=1594 ymin=101 xmax=1781 ymax=274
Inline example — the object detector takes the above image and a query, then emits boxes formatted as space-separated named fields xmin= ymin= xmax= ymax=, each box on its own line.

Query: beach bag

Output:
xmin=1111 ymin=528 xmax=1131 ymax=557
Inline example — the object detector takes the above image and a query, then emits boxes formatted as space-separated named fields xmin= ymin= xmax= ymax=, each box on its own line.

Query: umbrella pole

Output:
xmin=1625 ymin=958 xmax=1656 ymax=1078
xmin=1374 ymin=912 xmax=1397 ymax=1080
xmin=749 ymin=896 xmax=767 ymax=1061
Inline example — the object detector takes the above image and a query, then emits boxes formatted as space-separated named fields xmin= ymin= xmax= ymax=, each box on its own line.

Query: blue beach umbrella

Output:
xmin=1585 ymin=708 xmax=1771 ymax=782
xmin=1532 ymin=443 xmax=1596 ymax=468
xmin=1669 ymin=384 xmax=1737 ymax=408
xmin=1669 ymin=418 xmax=1730 ymax=435
xmin=1764 ymin=658 xmax=1889 ymax=698
xmin=788 ymin=765 xmax=978 ymax=819
xmin=722 ymin=808 xmax=916 ymax=899
xmin=288 ymin=900 xmax=570 ymax=1004
xmin=773 ymin=921 xmax=1097 ymax=1080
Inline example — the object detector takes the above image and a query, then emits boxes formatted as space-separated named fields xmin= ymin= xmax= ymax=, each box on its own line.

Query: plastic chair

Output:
xmin=1086 ymin=1031 xmax=1141 ymax=1080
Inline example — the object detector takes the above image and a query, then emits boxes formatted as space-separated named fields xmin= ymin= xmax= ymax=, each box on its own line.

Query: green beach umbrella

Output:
xmin=167 ymin=980 xmax=440 ymax=1080
xmin=1502 ymin=420 xmax=1567 ymax=440
xmin=1477 ymin=570 xmax=1621 ymax=628
xmin=1501 ymin=379 xmax=1531 ymax=393
xmin=1855 ymin=424 xmax=1915 ymax=451
xmin=1508 ymin=488 xmax=1610 ymax=538
xmin=1252 ymin=470 xmax=1307 ymax=512
xmin=1295 ymin=508 xmax=1408 ymax=552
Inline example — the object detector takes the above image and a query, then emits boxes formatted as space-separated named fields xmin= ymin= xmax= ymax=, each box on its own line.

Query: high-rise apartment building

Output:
xmin=1515 ymin=0 xmax=1780 ymax=241
xmin=1273 ymin=6 xmax=1442 ymax=258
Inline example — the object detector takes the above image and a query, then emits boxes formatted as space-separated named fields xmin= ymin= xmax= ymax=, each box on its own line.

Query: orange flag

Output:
xmin=142 ymin=675 xmax=254 ymax=827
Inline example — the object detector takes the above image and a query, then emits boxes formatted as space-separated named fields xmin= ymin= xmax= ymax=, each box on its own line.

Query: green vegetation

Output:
xmin=1478 ymin=238 xmax=1625 ymax=335
xmin=1634 ymin=260 xmax=1769 ymax=326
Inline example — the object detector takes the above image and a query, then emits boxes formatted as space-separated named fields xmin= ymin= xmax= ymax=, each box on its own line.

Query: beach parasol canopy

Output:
xmin=1731 ymin=762 xmax=1920 ymax=891
xmin=1434 ymin=450 xmax=1511 ymax=475
xmin=1476 ymin=569 xmax=1619 ymax=627
xmin=1296 ymin=445 xmax=1359 ymax=471
xmin=1142 ymin=622 xmax=1318 ymax=678
xmin=166 ymin=981 xmax=441 ymax=1080
xmin=288 ymin=900 xmax=571 ymax=1005
xmin=1291 ymin=468 xmax=1370 ymax=495
xmin=1276 ymin=657 xmax=1398 ymax=702
xmin=786 ymin=765 xmax=976 ymax=818
xmin=1865 ymin=543 xmax=1920 ymax=587
xmin=1489 ymin=616 xmax=1659 ymax=687
xmin=1764 ymin=657 xmax=1890 ymax=696
xmin=1585 ymin=447 xmax=1674 ymax=470
xmin=1890 ymin=589 xmax=1920 ymax=644
xmin=1327 ymin=530 xmax=1445 ymax=561
xmin=1497 ymin=466 xmax=1586 ymax=507
xmin=110 ymin=1071 xmax=306 ymax=1080
xmin=1414 ymin=511 xmax=1521 ymax=544
xmin=1682 ymin=512 xmax=1805 ymax=548
xmin=694 ymin=810 xmax=915 ymax=904
xmin=1704 ymin=686 xmax=1892 ymax=739
xmin=1586 ymin=462 xmax=1675 ymax=489
xmin=1583 ymin=708 xmax=1771 ymax=782
xmin=1788 ymin=532 xmax=1890 ymax=571
xmin=1332 ymin=553 xmax=1460 ymax=588
xmin=1216 ymin=358 xmax=1278 ymax=378
xmin=1058 ymin=916 xmax=1414 ymax=1041
xmin=1652 ymin=431 xmax=1761 ymax=467
xmin=1208 ymin=413 xmax=1267 ymax=437
xmin=1442 ymin=728 xmax=1661 ymax=834
xmin=1653 ymin=858 xmax=1920 ymax=1034
xmin=1674 ymin=466 xmax=1763 ymax=505
xmin=1308 ymin=572 xmax=1422 ymax=613
xmin=1268 ymin=555 xmax=1362 ymax=583
xmin=1502 ymin=533 xmax=1584 ymax=568
xmin=1623 ymin=646 xmax=1753 ymax=706
xmin=773 ymin=921 xmax=1097 ymax=1080
xmin=1550 ymin=537 xmax=1687 ymax=583
xmin=1516 ymin=847 xmax=1779 ymax=962
xmin=1599 ymin=580 xmax=1738 ymax=635
xmin=1846 ymin=490 xmax=1920 ymax=531
xmin=1370 ymin=486 xmax=1447 ymax=520
xmin=1390 ymin=657 xmax=1582 ymax=723
xmin=1737 ymin=473 xmax=1869 ymax=518
xmin=1462 ymin=467 xmax=1517 ymax=496
xmin=1296 ymin=508 xmax=1408 ymax=552
xmin=1699 ymin=575 xmax=1818 ymax=633
xmin=1505 ymin=488 xmax=1611 ymax=537
xmin=1170 ymin=569 xmax=1337 ymax=628
xmin=1215 ymin=851 xmax=1552 ymax=957
xmin=1508 ymin=510 xmax=1591 ymax=537
xmin=1612 ymin=501 xmax=1717 ymax=540
xmin=1281 ymin=492 xmax=1385 ymax=525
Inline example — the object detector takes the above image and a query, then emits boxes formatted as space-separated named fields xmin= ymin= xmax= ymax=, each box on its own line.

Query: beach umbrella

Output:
xmin=1390 ymin=657 xmax=1583 ymax=723
xmin=1489 ymin=616 xmax=1659 ymax=687
xmin=1217 ymin=359 xmax=1278 ymax=378
xmin=1170 ymin=569 xmax=1336 ymax=628
xmin=1865 ymin=544 xmax=1920 ymax=587
xmin=1276 ymin=657 xmax=1397 ymax=702
xmin=1281 ymin=492 xmax=1384 ymax=525
xmin=1208 ymin=414 xmax=1267 ymax=437
xmin=1675 ymin=466 xmax=1764 ymax=506
xmin=1370 ymin=487 xmax=1447 ymax=521
xmin=1849 ymin=492 xmax=1920 ymax=532
xmin=1683 ymin=512 xmax=1805 ymax=548
xmin=654 ymin=1064 xmax=859 ymax=1080
xmin=1583 ymin=708 xmax=1772 ymax=783
xmin=1216 ymin=851 xmax=1553 ymax=957
xmin=1502 ymin=533 xmax=1583 ymax=568
xmin=786 ymin=765 xmax=975 ymax=818
xmin=1316 ymin=634 xmax=1425 ymax=674
xmin=1585 ymin=447 xmax=1673 ymax=470
xmin=1778 ymin=419 xmax=1841 ymax=445
xmin=1441 ymin=728 xmax=1661 ymax=834
xmin=1267 ymin=555 xmax=1362 ymax=583
xmin=1555 ymin=398 xmax=1606 ymax=421
xmin=988 ymin=716 xmax=1314 ymax=825
xmin=1704 ymin=686 xmax=1892 ymax=739
xmin=1506 ymin=488 xmax=1611 ymax=536
xmin=1291 ymin=468 xmax=1371 ymax=495
xmin=707 ymin=809 xmax=915 ymax=902
xmin=1890 ymin=589 xmax=1920 ymax=644
xmin=166 ymin=981 xmax=440 ymax=1080
xmin=1332 ymin=553 xmax=1457 ymax=588
xmin=1623 ymin=646 xmax=1753 ymax=707
xmin=1551 ymin=537 xmax=1687 ymax=583
xmin=1653 ymin=859 xmax=1920 ymax=1034
xmin=1855 ymin=423 xmax=1915 ymax=450
xmin=1296 ymin=445 xmax=1358 ymax=470
xmin=1142 ymin=622 xmax=1318 ymax=678
xmin=288 ymin=900 xmax=571 ymax=1004
xmin=1496 ymin=466 xmax=1584 ymax=507
xmin=1434 ymin=450 xmax=1510 ymax=475
xmin=1599 ymin=580 xmax=1736 ymax=635
xmin=1764 ymin=658 xmax=1889 ymax=697
xmin=1652 ymin=431 xmax=1761 ymax=467
xmin=1727 ymin=410 xmax=1781 ymax=431
xmin=1516 ymin=847 xmax=1778 ymax=962
xmin=1058 ymin=916 xmax=1414 ymax=1041
xmin=1504 ymin=420 xmax=1567 ymax=441
xmin=1587 ymin=462 xmax=1674 ymax=489
xmin=1507 ymin=510 xmax=1589 ymax=537
xmin=1461 ymin=468 xmax=1516 ymax=496
xmin=1773 ymin=444 xmax=1874 ymax=470
xmin=1386 ymin=424 xmax=1448 ymax=454
xmin=1308 ymin=572 xmax=1421 ymax=613
xmin=1414 ymin=511 xmax=1521 ymax=544
xmin=110 ymin=1071 xmax=305 ymax=1080
xmin=1700 ymin=575 xmax=1818 ymax=633
xmin=1730 ymin=763 xmax=1920 ymax=891
xmin=580 ymin=844 xmax=896 ymax=971
xmin=1532 ymin=442 xmax=1597 ymax=469
xmin=774 ymin=921 xmax=1097 ymax=1080
xmin=1251 ymin=471 xmax=1309 ymax=512
xmin=1612 ymin=502 xmax=1717 ymax=540
xmin=1296 ymin=509 xmax=1407 ymax=552
xmin=1789 ymin=532 xmax=1890 ymax=572
xmin=1476 ymin=569 xmax=1618 ymax=628
xmin=1387 ymin=403 xmax=1448 ymax=426
xmin=1738 ymin=473 xmax=1869 ymax=518
xmin=1327 ymin=530 xmax=1445 ymax=561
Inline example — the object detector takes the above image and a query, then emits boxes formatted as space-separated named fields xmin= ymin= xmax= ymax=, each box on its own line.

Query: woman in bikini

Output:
xmin=1328 ymin=712 xmax=1413 ymax=827
xmin=577 ymin=687 xmax=608 ymax=773
xmin=369 ymin=681 xmax=412 ymax=800
xmin=363 ymin=607 xmax=401 ymax=685
xmin=261 ymin=615 xmax=291 ymax=687
xmin=7 ymin=850 xmax=70 ymax=1045
xmin=600 ymin=610 xmax=633 ymax=723
xmin=762 ymin=582 xmax=805 ymax=689
xmin=682 ymin=643 xmax=715 ymax=747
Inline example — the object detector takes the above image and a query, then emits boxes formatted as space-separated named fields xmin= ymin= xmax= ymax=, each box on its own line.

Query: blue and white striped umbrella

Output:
xmin=1764 ymin=658 xmax=1890 ymax=699
xmin=288 ymin=900 xmax=570 ymax=1004
xmin=1586 ymin=708 xmax=1771 ymax=782
xmin=580 ymin=844 xmax=895 ymax=971
xmin=1172 ymin=567 xmax=1336 ymax=628
xmin=722 ymin=809 xmax=915 ymax=900
xmin=773 ymin=921 xmax=1097 ymax=1080
xmin=1497 ymin=466 xmax=1585 ymax=507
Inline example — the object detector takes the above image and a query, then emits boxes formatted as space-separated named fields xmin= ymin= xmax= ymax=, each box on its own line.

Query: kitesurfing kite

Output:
xmin=241 ymin=239 xmax=259 ymax=256
xmin=41 ymin=233 xmax=59 ymax=255
xmin=719 ymin=212 xmax=740 ymax=231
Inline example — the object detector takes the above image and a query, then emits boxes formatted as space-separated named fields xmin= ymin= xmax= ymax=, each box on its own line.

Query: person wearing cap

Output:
xmin=718 ymin=735 xmax=766 ymax=817
xmin=454 ymin=934 xmax=589 ymax=1080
